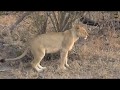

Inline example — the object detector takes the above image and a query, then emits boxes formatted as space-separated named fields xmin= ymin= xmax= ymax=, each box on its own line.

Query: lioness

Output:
xmin=0 ymin=24 xmax=88 ymax=72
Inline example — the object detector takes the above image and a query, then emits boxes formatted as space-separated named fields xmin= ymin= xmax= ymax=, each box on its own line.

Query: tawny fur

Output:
xmin=0 ymin=24 xmax=89 ymax=72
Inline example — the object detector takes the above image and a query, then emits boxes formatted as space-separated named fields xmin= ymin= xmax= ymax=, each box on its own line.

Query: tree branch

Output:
xmin=9 ymin=12 xmax=32 ymax=33
xmin=61 ymin=12 xmax=70 ymax=31
xmin=52 ymin=11 xmax=59 ymax=31
xmin=40 ymin=12 xmax=48 ymax=34
xmin=47 ymin=12 xmax=58 ymax=32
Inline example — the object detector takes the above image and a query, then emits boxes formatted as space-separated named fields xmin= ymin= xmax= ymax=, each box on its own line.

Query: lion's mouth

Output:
xmin=84 ymin=36 xmax=88 ymax=40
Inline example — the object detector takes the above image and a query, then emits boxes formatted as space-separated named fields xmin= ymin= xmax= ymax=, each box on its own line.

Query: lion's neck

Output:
xmin=70 ymin=29 xmax=79 ymax=41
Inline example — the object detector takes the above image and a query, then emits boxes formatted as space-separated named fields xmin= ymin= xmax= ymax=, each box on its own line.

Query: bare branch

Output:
xmin=40 ymin=12 xmax=48 ymax=34
xmin=61 ymin=13 xmax=71 ymax=31
xmin=9 ymin=12 xmax=32 ymax=33
xmin=47 ymin=12 xmax=58 ymax=32
xmin=61 ymin=12 xmax=71 ymax=31
xmin=59 ymin=11 xmax=66 ymax=31
xmin=52 ymin=11 xmax=60 ymax=31
xmin=62 ymin=18 xmax=72 ymax=31
xmin=58 ymin=11 xmax=61 ymax=23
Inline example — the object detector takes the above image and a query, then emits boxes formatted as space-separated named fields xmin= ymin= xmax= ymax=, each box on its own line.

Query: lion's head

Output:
xmin=73 ymin=24 xmax=89 ymax=39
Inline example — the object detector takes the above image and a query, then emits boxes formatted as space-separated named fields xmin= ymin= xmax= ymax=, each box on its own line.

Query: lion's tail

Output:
xmin=1 ymin=47 xmax=29 ymax=62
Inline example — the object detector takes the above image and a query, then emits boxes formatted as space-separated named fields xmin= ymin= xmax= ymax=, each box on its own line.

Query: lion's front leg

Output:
xmin=65 ymin=58 xmax=69 ymax=67
xmin=59 ymin=50 xmax=69 ymax=70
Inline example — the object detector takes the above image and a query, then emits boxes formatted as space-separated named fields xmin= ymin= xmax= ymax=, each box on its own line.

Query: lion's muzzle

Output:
xmin=84 ymin=36 xmax=88 ymax=40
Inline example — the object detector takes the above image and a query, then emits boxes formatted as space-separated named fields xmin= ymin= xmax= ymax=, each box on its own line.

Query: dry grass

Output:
xmin=0 ymin=12 xmax=120 ymax=79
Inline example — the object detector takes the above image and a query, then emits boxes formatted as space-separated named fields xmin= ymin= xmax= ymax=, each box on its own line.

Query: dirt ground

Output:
xmin=0 ymin=12 xmax=120 ymax=79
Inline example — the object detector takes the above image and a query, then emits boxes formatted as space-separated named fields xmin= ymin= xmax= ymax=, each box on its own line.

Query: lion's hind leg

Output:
xmin=31 ymin=48 xmax=46 ymax=72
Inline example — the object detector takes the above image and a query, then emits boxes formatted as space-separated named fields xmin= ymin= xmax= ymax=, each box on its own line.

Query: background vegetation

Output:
xmin=0 ymin=11 xmax=120 ymax=79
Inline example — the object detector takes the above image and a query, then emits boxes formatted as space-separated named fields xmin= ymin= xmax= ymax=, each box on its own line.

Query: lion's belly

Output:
xmin=45 ymin=46 xmax=61 ymax=53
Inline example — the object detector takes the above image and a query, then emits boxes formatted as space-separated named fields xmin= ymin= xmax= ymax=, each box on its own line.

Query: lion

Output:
xmin=0 ymin=24 xmax=89 ymax=72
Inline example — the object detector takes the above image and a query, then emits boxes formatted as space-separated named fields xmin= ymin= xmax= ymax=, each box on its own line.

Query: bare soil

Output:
xmin=0 ymin=12 xmax=120 ymax=79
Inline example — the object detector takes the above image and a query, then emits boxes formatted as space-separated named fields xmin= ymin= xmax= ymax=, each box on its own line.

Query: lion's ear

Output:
xmin=75 ymin=25 xmax=80 ymax=30
xmin=72 ymin=23 xmax=81 ymax=31
xmin=72 ymin=19 xmax=79 ymax=28
xmin=72 ymin=23 xmax=79 ymax=28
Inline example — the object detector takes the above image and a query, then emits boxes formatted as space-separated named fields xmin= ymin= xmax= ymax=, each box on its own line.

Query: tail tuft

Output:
xmin=0 ymin=59 xmax=6 ymax=63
